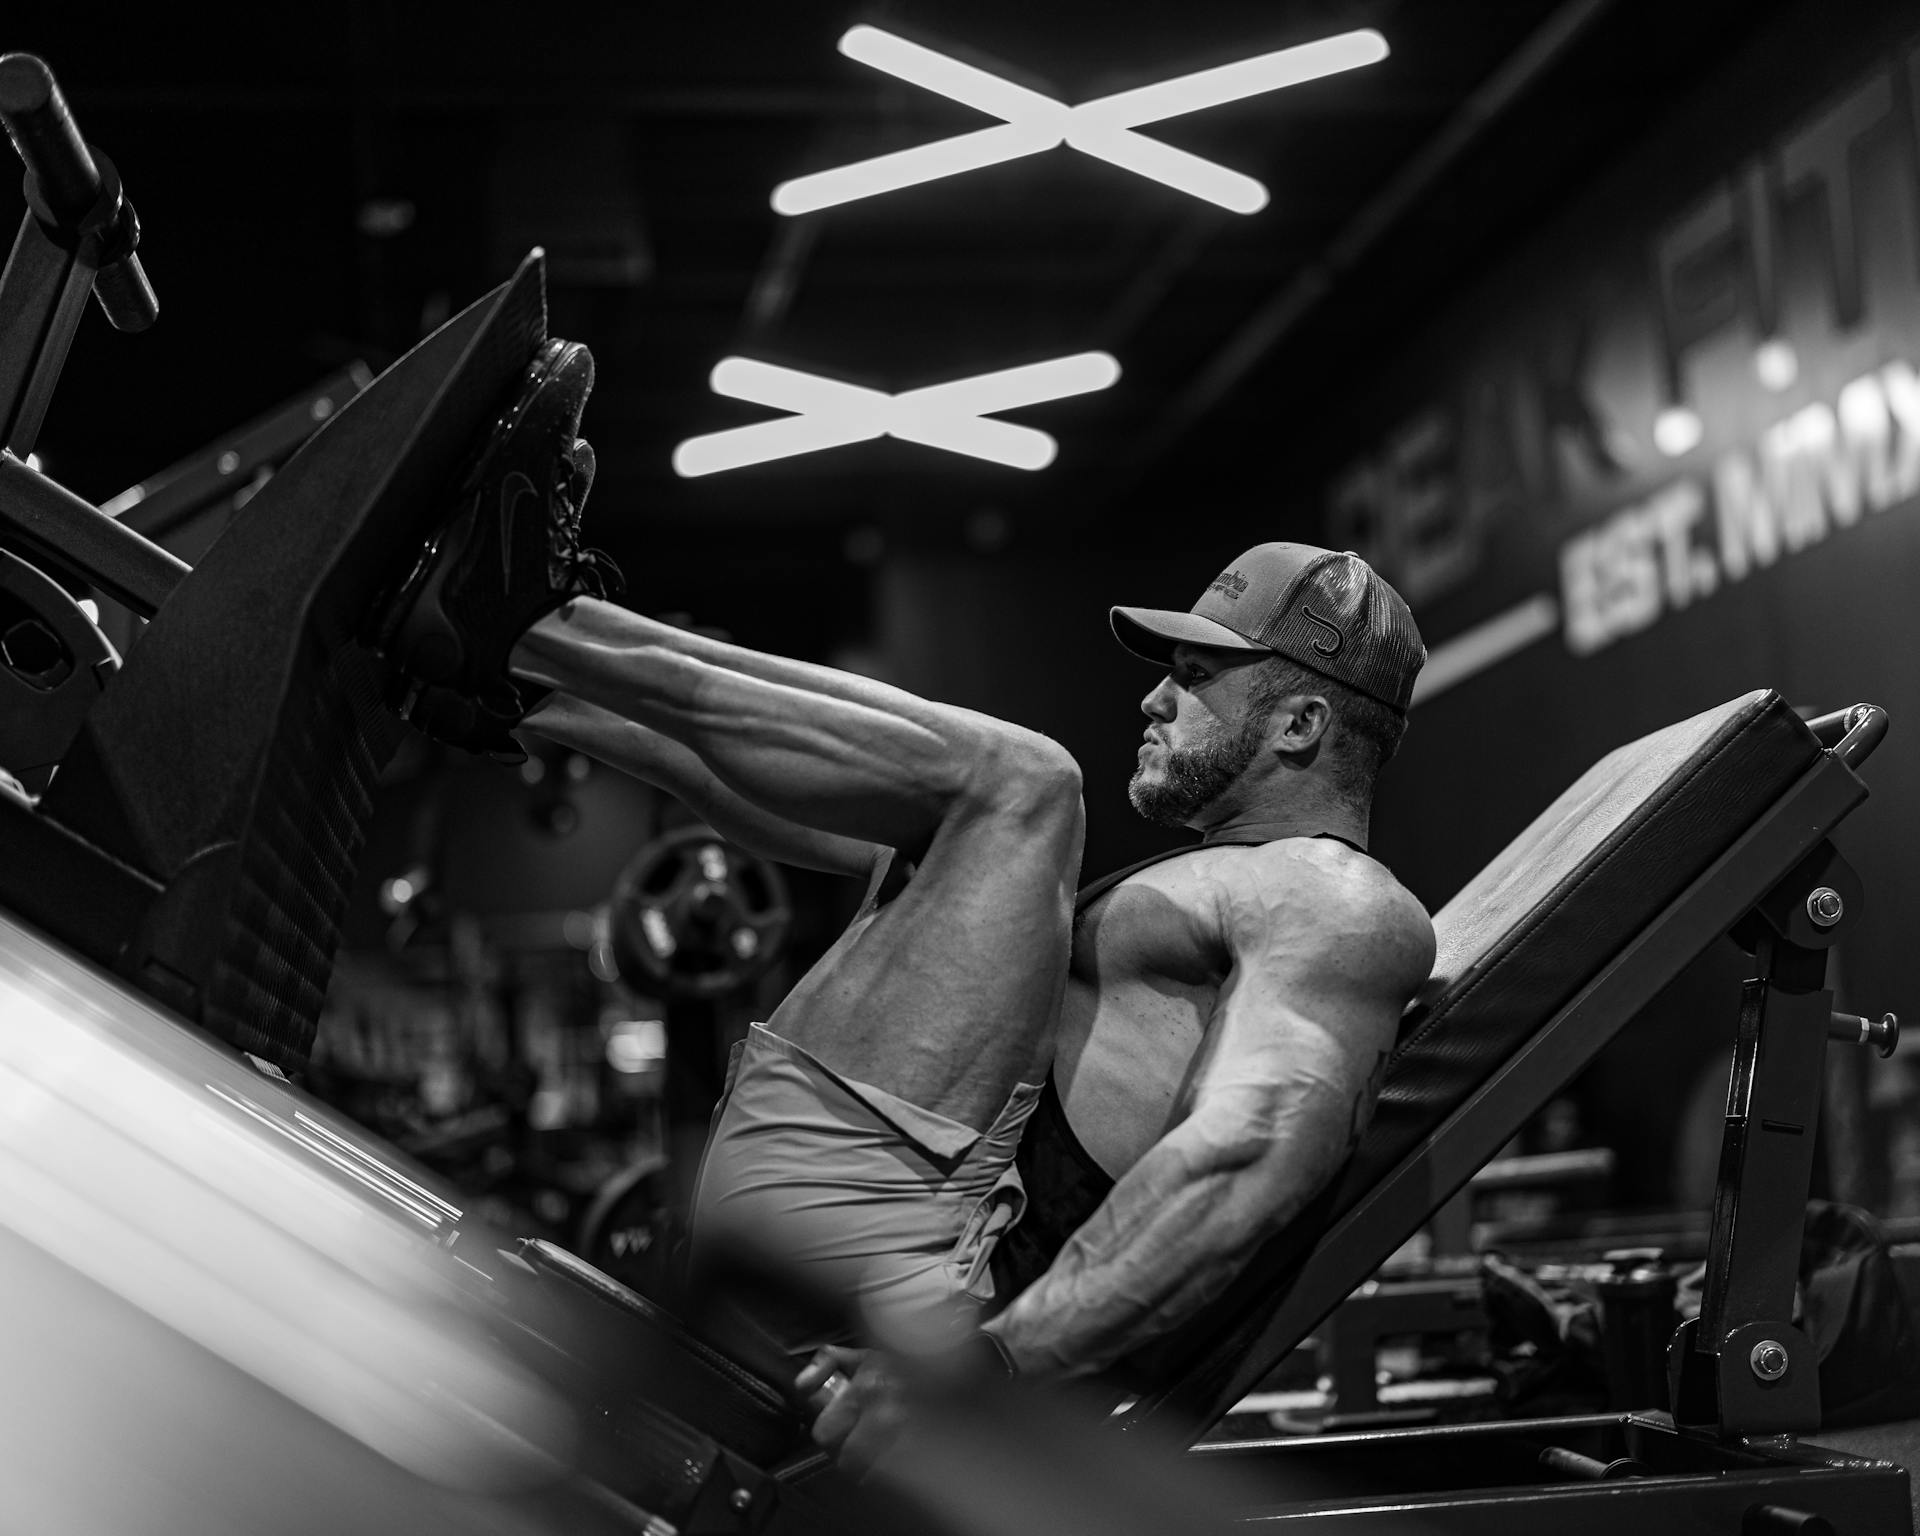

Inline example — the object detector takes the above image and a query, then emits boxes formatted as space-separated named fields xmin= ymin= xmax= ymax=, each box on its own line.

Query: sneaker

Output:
xmin=378 ymin=337 xmax=623 ymax=751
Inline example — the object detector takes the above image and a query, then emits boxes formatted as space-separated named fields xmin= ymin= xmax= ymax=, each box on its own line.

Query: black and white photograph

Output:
xmin=3 ymin=1 xmax=1920 ymax=1530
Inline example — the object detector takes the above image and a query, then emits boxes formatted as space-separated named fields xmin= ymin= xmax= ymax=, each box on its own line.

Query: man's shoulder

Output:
xmin=1210 ymin=839 xmax=1435 ymax=986
xmin=1104 ymin=837 xmax=1404 ymax=903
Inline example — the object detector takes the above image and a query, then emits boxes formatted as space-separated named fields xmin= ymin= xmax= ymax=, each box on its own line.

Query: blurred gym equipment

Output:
xmin=0 ymin=51 xmax=163 ymax=790
xmin=607 ymin=826 xmax=793 ymax=1002
xmin=0 ymin=540 xmax=116 ymax=793
xmin=577 ymin=828 xmax=793 ymax=1297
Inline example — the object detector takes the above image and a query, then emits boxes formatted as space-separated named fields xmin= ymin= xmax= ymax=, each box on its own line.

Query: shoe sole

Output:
xmin=380 ymin=339 xmax=593 ymax=692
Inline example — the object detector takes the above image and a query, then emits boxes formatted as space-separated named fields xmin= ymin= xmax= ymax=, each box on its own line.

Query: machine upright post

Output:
xmin=1672 ymin=839 xmax=1865 ymax=1438
xmin=0 ymin=54 xmax=156 ymax=453
xmin=0 ymin=211 xmax=96 ymax=455
xmin=1699 ymin=954 xmax=1830 ymax=1344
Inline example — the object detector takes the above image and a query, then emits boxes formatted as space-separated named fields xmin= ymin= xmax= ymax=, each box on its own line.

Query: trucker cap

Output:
xmin=1110 ymin=543 xmax=1426 ymax=713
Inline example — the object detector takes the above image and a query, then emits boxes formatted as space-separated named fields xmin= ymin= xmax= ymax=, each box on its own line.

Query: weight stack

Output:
xmin=41 ymin=253 xmax=550 ymax=1071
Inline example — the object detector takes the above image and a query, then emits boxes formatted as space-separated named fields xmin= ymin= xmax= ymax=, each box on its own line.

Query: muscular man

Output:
xmin=977 ymin=546 xmax=1434 ymax=1386
xmin=378 ymin=344 xmax=1434 ymax=1460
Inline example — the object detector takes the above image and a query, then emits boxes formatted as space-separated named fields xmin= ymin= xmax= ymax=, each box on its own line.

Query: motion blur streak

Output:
xmin=0 ymin=910 xmax=576 ymax=1492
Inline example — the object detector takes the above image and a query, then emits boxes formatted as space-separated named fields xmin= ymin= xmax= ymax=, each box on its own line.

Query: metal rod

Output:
xmin=0 ymin=453 xmax=188 ymax=617
xmin=0 ymin=54 xmax=101 ymax=224
xmin=0 ymin=211 xmax=82 ymax=453
xmin=0 ymin=57 xmax=157 ymax=333
xmin=1831 ymin=705 xmax=1889 ymax=770
xmin=1827 ymin=1011 xmax=1898 ymax=1058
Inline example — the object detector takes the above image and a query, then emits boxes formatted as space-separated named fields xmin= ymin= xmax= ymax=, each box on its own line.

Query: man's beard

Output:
xmin=1128 ymin=715 xmax=1265 ymax=827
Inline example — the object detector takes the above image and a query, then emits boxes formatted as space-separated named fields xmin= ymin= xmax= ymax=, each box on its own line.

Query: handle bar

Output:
xmin=1805 ymin=703 xmax=1888 ymax=771
xmin=0 ymin=53 xmax=157 ymax=332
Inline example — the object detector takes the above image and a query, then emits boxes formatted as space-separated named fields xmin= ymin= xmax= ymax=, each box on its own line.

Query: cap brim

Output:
xmin=1109 ymin=606 xmax=1269 ymax=666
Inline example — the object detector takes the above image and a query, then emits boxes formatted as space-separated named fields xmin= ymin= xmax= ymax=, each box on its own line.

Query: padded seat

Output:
xmin=1366 ymin=687 xmax=1818 ymax=1192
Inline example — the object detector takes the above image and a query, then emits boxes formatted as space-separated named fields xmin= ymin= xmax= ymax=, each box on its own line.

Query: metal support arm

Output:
xmin=0 ymin=52 xmax=158 ymax=454
xmin=0 ymin=452 xmax=187 ymax=617
xmin=1670 ymin=838 xmax=1878 ymax=1437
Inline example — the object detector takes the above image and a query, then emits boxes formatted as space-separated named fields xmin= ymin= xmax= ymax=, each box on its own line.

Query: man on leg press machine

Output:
xmin=367 ymin=334 xmax=1920 ymax=1532
xmin=371 ymin=338 xmax=1437 ymax=1468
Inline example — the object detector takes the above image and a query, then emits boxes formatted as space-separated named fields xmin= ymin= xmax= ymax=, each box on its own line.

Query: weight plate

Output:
xmin=607 ymin=826 xmax=792 ymax=998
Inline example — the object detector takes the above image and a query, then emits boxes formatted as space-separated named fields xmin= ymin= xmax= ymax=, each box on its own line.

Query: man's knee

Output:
xmin=963 ymin=726 xmax=1083 ymax=825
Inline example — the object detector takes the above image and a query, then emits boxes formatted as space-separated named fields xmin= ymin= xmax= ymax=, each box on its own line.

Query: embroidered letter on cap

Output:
xmin=1304 ymin=605 xmax=1345 ymax=657
xmin=1210 ymin=569 xmax=1250 ymax=600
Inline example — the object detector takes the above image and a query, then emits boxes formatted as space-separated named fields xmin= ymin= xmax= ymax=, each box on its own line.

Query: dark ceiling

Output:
xmin=8 ymin=0 xmax=1805 ymax=650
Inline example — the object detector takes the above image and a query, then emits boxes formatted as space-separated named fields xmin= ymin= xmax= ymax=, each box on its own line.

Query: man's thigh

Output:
xmin=763 ymin=784 xmax=1084 ymax=1132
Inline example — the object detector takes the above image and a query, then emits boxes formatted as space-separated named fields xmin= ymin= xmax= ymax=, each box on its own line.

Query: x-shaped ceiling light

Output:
xmin=772 ymin=26 xmax=1388 ymax=216
xmin=672 ymin=353 xmax=1121 ymax=476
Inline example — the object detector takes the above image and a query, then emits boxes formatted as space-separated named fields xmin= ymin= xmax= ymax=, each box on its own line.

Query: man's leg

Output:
xmin=521 ymin=692 xmax=885 ymax=879
xmin=511 ymin=597 xmax=1083 ymax=1130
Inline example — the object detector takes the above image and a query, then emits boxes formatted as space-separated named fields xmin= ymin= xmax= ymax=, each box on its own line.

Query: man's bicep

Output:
xmin=1221 ymin=862 xmax=1424 ymax=1054
xmin=1189 ymin=893 xmax=1413 ymax=1161
xmin=1211 ymin=929 xmax=1402 ymax=1084
xmin=1159 ymin=960 xmax=1392 ymax=1258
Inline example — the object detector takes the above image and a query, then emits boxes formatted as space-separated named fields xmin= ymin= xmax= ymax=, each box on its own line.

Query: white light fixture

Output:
xmin=1653 ymin=405 xmax=1705 ymax=458
xmin=1754 ymin=338 xmax=1798 ymax=392
xmin=673 ymin=352 xmax=1121 ymax=476
xmin=772 ymin=26 xmax=1388 ymax=215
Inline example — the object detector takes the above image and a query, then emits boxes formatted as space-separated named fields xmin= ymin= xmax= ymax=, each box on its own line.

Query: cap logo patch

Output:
xmin=1209 ymin=569 xmax=1250 ymax=600
xmin=1304 ymin=605 xmax=1345 ymax=658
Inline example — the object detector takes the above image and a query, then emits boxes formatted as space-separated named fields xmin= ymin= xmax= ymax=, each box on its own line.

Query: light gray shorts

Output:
xmin=690 ymin=1023 xmax=1039 ymax=1363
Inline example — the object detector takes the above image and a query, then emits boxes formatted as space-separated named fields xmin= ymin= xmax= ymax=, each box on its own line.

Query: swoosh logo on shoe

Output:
xmin=498 ymin=470 xmax=538 ymax=591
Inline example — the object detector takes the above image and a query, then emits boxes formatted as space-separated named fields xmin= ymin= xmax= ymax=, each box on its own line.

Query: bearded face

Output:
xmin=1128 ymin=703 xmax=1271 ymax=827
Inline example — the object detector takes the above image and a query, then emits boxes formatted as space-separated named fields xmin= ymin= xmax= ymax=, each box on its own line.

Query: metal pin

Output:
xmin=1750 ymin=1339 xmax=1790 ymax=1381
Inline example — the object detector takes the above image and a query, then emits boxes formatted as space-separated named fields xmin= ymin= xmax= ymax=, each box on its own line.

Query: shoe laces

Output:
xmin=561 ymin=542 xmax=625 ymax=601
xmin=545 ymin=454 xmax=625 ymax=600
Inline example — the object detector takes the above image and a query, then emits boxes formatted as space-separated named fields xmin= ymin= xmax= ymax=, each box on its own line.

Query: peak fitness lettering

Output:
xmin=1319 ymin=34 xmax=1920 ymax=698
xmin=1328 ymin=45 xmax=1920 ymax=612
xmin=1561 ymin=359 xmax=1920 ymax=655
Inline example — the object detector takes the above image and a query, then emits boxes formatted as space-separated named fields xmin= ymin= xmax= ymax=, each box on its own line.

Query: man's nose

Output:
xmin=1141 ymin=676 xmax=1178 ymax=721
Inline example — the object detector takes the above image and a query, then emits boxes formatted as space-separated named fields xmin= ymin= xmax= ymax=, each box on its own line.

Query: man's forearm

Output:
xmin=985 ymin=1097 xmax=1351 ymax=1378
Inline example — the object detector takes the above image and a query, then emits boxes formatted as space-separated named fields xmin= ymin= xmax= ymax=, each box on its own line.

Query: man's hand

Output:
xmin=794 ymin=1345 xmax=911 ymax=1475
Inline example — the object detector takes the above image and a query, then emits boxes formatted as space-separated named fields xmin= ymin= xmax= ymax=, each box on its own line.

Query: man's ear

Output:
xmin=1272 ymin=693 xmax=1333 ymax=759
